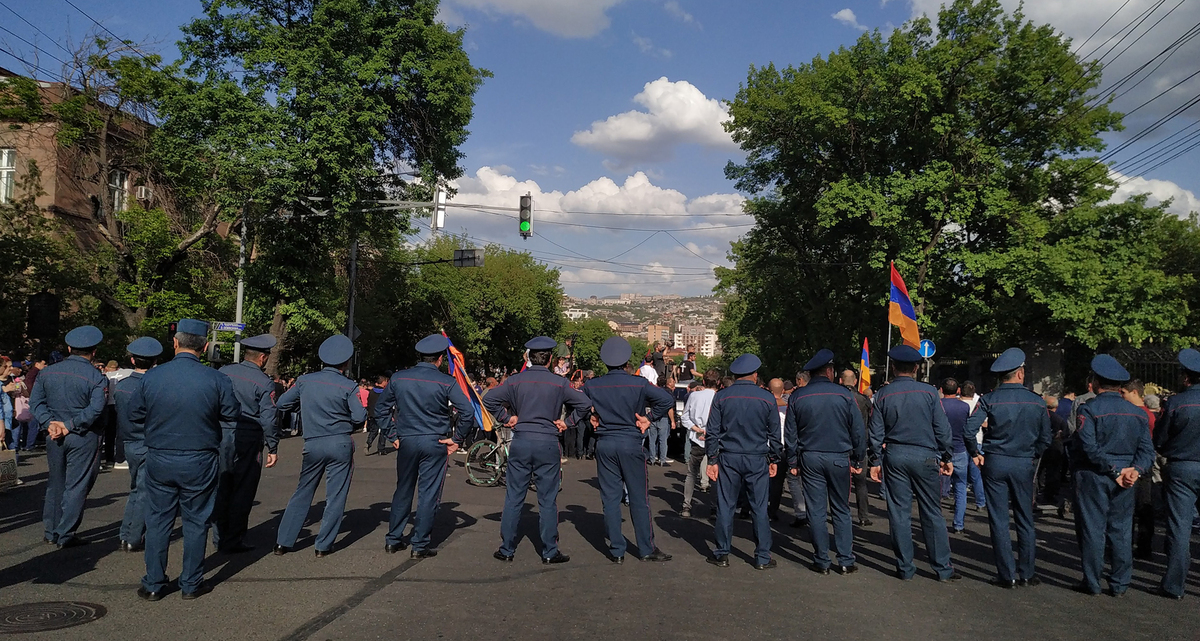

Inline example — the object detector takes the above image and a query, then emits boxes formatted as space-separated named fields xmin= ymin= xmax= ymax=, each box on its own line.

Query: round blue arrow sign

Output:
xmin=919 ymin=339 xmax=936 ymax=359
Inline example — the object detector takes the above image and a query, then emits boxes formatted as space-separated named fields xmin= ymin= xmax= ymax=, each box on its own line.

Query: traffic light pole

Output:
xmin=346 ymin=238 xmax=358 ymax=339
xmin=233 ymin=219 xmax=247 ymax=362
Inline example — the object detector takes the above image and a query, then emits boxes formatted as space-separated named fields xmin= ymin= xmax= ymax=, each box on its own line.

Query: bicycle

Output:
xmin=466 ymin=426 xmax=512 ymax=487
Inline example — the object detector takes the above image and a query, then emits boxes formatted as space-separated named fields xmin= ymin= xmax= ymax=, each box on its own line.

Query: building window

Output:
xmin=0 ymin=149 xmax=15 ymax=204
xmin=108 ymin=169 xmax=128 ymax=213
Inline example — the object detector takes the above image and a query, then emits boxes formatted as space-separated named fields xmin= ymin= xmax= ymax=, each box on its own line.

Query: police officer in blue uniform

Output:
xmin=114 ymin=336 xmax=163 ymax=552
xmin=375 ymin=334 xmax=475 ymax=558
xmin=1156 ymin=348 xmax=1200 ymax=600
xmin=867 ymin=345 xmax=960 ymax=582
xmin=275 ymin=335 xmax=365 ymax=557
xmin=963 ymin=347 xmax=1052 ymax=588
xmin=706 ymin=353 xmax=780 ymax=570
xmin=582 ymin=337 xmax=675 ymax=563
xmin=213 ymin=334 xmax=280 ymax=554
xmin=130 ymin=319 xmax=241 ymax=600
xmin=30 ymin=325 xmax=107 ymax=548
xmin=784 ymin=349 xmax=866 ymax=575
xmin=1071 ymin=354 xmax=1155 ymax=597
xmin=484 ymin=337 xmax=592 ymax=564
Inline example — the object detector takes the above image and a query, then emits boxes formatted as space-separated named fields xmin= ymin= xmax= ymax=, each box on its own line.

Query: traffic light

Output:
xmin=519 ymin=193 xmax=532 ymax=239
xmin=167 ymin=321 xmax=177 ymax=342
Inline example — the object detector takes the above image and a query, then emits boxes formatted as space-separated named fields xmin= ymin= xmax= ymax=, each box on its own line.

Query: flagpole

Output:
xmin=885 ymin=260 xmax=893 ymax=382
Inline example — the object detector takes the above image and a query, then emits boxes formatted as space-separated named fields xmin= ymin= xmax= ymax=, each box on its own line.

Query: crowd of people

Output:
xmin=10 ymin=321 xmax=1200 ymax=604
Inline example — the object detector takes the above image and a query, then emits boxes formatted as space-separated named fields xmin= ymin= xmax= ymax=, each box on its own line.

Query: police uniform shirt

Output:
xmin=276 ymin=367 xmax=366 ymax=438
xmin=1156 ymin=385 xmax=1200 ymax=462
xmin=867 ymin=376 xmax=953 ymax=463
xmin=1072 ymin=391 xmax=1154 ymax=477
xmin=482 ymin=365 xmax=592 ymax=440
xmin=113 ymin=371 xmax=146 ymax=442
xmin=705 ymin=379 xmax=782 ymax=460
xmin=583 ymin=369 xmax=674 ymax=438
xmin=130 ymin=352 xmax=241 ymax=452
xmin=963 ymin=382 xmax=1052 ymax=458
xmin=29 ymin=355 xmax=107 ymax=434
xmin=784 ymin=376 xmax=866 ymax=468
xmin=374 ymin=362 xmax=475 ymax=443
xmin=219 ymin=360 xmax=280 ymax=454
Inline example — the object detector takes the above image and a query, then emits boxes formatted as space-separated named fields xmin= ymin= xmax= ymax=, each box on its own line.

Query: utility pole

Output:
xmin=233 ymin=219 xmax=247 ymax=362
xmin=345 ymin=238 xmax=358 ymax=338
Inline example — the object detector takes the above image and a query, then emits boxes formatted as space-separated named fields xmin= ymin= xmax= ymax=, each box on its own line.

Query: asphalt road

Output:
xmin=2 ymin=434 xmax=1199 ymax=640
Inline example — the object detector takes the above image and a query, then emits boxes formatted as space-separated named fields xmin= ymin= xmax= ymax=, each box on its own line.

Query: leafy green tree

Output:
xmin=719 ymin=0 xmax=1192 ymax=374
xmin=560 ymin=317 xmax=616 ymax=375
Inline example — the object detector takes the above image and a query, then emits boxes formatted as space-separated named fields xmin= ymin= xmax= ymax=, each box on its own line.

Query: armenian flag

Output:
xmin=888 ymin=262 xmax=921 ymax=349
xmin=442 ymin=331 xmax=496 ymax=432
xmin=858 ymin=338 xmax=871 ymax=395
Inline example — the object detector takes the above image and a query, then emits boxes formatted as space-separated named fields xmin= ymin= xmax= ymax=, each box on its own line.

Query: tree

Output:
xmin=718 ymin=0 xmax=1193 ymax=375
xmin=560 ymin=317 xmax=615 ymax=375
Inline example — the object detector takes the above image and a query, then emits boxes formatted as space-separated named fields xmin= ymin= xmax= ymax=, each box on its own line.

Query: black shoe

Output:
xmin=136 ymin=587 xmax=163 ymax=602
xmin=939 ymin=572 xmax=963 ymax=582
xmin=385 ymin=542 xmax=408 ymax=554
xmin=811 ymin=565 xmax=830 ymax=575
xmin=754 ymin=558 xmax=778 ymax=571
xmin=707 ymin=555 xmax=730 ymax=567
xmin=181 ymin=584 xmax=212 ymax=600
xmin=640 ymin=549 xmax=672 ymax=562
xmin=411 ymin=549 xmax=437 ymax=559
xmin=1157 ymin=587 xmax=1184 ymax=601
xmin=273 ymin=545 xmax=290 ymax=556
xmin=56 ymin=537 xmax=87 ymax=549
xmin=314 ymin=549 xmax=332 ymax=558
xmin=857 ymin=518 xmax=873 ymax=527
xmin=493 ymin=550 xmax=514 ymax=562
xmin=1072 ymin=583 xmax=1101 ymax=596
xmin=609 ymin=554 xmax=624 ymax=564
xmin=221 ymin=543 xmax=254 ymax=554
xmin=835 ymin=564 xmax=858 ymax=575
xmin=991 ymin=578 xmax=1017 ymax=589
xmin=542 ymin=552 xmax=570 ymax=565
xmin=1134 ymin=548 xmax=1153 ymax=561
xmin=737 ymin=509 xmax=751 ymax=520
xmin=1017 ymin=576 xmax=1041 ymax=588
xmin=768 ymin=511 xmax=779 ymax=522
xmin=791 ymin=517 xmax=809 ymax=528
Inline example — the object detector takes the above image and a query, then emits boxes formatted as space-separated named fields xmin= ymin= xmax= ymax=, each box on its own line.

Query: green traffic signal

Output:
xmin=520 ymin=221 xmax=531 ymax=232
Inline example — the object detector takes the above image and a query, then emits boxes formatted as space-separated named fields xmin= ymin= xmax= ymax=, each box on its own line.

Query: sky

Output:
xmin=3 ymin=0 xmax=1200 ymax=297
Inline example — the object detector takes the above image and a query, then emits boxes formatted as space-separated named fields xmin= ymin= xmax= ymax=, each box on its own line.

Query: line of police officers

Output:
xmin=27 ymin=320 xmax=1200 ymax=601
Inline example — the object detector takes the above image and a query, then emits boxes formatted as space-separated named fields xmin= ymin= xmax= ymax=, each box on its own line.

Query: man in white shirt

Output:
xmin=958 ymin=380 xmax=986 ymax=512
xmin=680 ymin=370 xmax=718 ymax=518
xmin=638 ymin=360 xmax=658 ymax=386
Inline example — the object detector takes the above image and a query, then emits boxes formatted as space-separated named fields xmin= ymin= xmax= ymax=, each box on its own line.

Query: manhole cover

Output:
xmin=0 ymin=602 xmax=106 ymax=634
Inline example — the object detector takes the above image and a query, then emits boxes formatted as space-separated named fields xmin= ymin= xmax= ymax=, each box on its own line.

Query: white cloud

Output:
xmin=832 ymin=8 xmax=867 ymax=30
xmin=571 ymin=77 xmax=737 ymax=168
xmin=1109 ymin=172 xmax=1200 ymax=218
xmin=443 ymin=0 xmax=626 ymax=38
xmin=632 ymin=33 xmax=672 ymax=58
xmin=663 ymin=1 xmax=699 ymax=27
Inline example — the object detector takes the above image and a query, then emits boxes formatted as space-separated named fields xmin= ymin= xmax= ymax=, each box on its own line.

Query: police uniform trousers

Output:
xmin=713 ymin=452 xmax=772 ymax=565
xmin=1161 ymin=460 xmax=1200 ymax=598
xmin=881 ymin=444 xmax=954 ymax=579
xmin=1074 ymin=468 xmax=1136 ymax=594
xmin=277 ymin=435 xmax=354 ymax=552
xmin=982 ymin=454 xmax=1037 ymax=582
xmin=142 ymin=449 xmax=219 ymax=594
xmin=119 ymin=439 xmax=148 ymax=544
xmin=42 ymin=430 xmax=101 ymax=543
xmin=388 ymin=435 xmax=449 ymax=552
xmin=212 ymin=430 xmax=265 ymax=550
xmin=499 ymin=435 xmax=562 ymax=558
xmin=595 ymin=436 xmax=657 ymax=558
xmin=800 ymin=451 xmax=855 ymax=569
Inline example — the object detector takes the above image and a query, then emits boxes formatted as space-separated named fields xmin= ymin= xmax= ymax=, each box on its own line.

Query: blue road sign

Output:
xmin=919 ymin=339 xmax=936 ymax=359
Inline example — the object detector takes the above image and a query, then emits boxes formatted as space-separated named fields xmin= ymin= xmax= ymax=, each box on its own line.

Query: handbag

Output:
xmin=0 ymin=444 xmax=17 ymax=490
xmin=14 ymin=395 xmax=30 ymax=422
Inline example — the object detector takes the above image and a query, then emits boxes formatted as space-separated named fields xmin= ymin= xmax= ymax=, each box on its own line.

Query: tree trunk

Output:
xmin=265 ymin=298 xmax=288 ymax=377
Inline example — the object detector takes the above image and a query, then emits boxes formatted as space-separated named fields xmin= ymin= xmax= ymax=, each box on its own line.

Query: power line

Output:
xmin=1074 ymin=0 xmax=1132 ymax=54
xmin=0 ymin=0 xmax=72 ymax=55
xmin=444 ymin=201 xmax=748 ymax=218
xmin=60 ymin=0 xmax=162 ymax=70
xmin=0 ymin=44 xmax=48 ymax=76
xmin=459 ymin=205 xmax=754 ymax=232
xmin=0 ymin=23 xmax=68 ymax=67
